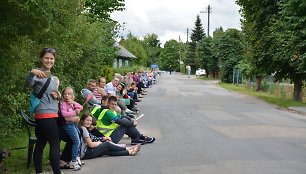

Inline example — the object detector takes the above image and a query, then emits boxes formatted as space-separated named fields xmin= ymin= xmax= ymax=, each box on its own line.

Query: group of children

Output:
xmin=58 ymin=70 xmax=157 ymax=171
xmin=25 ymin=48 xmax=157 ymax=174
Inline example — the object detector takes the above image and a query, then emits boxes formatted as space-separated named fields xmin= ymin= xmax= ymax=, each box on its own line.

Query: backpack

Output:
xmin=29 ymin=78 xmax=51 ymax=113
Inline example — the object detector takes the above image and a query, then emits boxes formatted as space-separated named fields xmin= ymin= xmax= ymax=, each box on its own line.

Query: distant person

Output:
xmin=186 ymin=65 xmax=191 ymax=78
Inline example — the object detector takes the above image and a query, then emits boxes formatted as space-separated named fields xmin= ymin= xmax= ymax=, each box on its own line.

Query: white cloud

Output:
xmin=111 ymin=0 xmax=242 ymax=45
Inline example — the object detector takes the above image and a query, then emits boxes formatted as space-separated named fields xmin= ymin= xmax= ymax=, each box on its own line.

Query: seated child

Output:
xmin=88 ymin=114 xmax=126 ymax=148
xmin=88 ymin=116 xmax=109 ymax=142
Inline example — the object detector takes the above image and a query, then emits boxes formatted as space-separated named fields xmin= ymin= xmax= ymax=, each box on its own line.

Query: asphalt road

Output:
xmin=64 ymin=73 xmax=306 ymax=174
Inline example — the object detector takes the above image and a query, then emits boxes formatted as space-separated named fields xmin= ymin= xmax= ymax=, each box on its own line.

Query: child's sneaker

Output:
xmin=69 ymin=160 xmax=81 ymax=171
xmin=76 ymin=156 xmax=85 ymax=166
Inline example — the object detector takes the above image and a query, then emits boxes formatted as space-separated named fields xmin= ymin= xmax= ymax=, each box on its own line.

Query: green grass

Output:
xmin=196 ymin=76 xmax=220 ymax=80
xmin=0 ymin=131 xmax=66 ymax=174
xmin=218 ymin=83 xmax=306 ymax=108
xmin=0 ymin=132 xmax=35 ymax=174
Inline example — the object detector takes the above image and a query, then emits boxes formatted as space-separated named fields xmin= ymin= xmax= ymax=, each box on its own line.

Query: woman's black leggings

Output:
xmin=34 ymin=118 xmax=61 ymax=174
xmin=82 ymin=141 xmax=129 ymax=159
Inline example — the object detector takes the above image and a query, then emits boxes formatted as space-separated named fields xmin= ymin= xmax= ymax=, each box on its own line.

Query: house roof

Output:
xmin=115 ymin=42 xmax=137 ymax=59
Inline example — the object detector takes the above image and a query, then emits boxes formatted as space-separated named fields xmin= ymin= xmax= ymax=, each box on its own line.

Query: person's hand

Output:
xmin=97 ymin=87 xmax=103 ymax=94
xmin=122 ymin=90 xmax=126 ymax=95
xmin=102 ymin=137 xmax=112 ymax=142
xmin=74 ymin=117 xmax=80 ymax=122
xmin=51 ymin=91 xmax=59 ymax=99
xmin=95 ymin=141 xmax=102 ymax=147
xmin=65 ymin=98 xmax=74 ymax=105
xmin=98 ymin=88 xmax=107 ymax=96
xmin=75 ymin=109 xmax=81 ymax=115
xmin=133 ymin=120 xmax=138 ymax=126
xmin=31 ymin=69 xmax=47 ymax=78
xmin=89 ymin=125 xmax=94 ymax=130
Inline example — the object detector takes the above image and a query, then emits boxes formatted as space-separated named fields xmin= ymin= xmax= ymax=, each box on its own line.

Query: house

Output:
xmin=113 ymin=42 xmax=136 ymax=68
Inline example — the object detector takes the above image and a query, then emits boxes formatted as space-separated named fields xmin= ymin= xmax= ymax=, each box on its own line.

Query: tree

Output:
xmin=196 ymin=37 xmax=212 ymax=76
xmin=159 ymin=40 xmax=180 ymax=71
xmin=190 ymin=15 xmax=206 ymax=43
xmin=269 ymin=0 xmax=306 ymax=101
xmin=236 ymin=0 xmax=279 ymax=91
xmin=210 ymin=27 xmax=225 ymax=78
xmin=217 ymin=29 xmax=244 ymax=83
xmin=143 ymin=33 xmax=161 ymax=67
xmin=84 ymin=0 xmax=125 ymax=21
xmin=186 ymin=15 xmax=206 ymax=72
xmin=121 ymin=32 xmax=148 ymax=66
xmin=237 ymin=0 xmax=306 ymax=101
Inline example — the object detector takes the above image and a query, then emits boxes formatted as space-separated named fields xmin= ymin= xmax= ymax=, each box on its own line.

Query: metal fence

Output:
xmin=233 ymin=69 xmax=305 ymax=102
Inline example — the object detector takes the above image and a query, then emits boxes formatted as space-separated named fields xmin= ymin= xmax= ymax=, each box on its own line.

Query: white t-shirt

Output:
xmin=80 ymin=126 xmax=90 ymax=159
xmin=105 ymin=82 xmax=116 ymax=96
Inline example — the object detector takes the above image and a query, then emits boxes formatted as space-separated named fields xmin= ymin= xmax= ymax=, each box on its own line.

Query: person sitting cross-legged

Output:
xmin=90 ymin=96 xmax=155 ymax=145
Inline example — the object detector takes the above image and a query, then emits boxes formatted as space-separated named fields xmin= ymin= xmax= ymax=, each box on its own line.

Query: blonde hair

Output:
xmin=61 ymin=87 xmax=75 ymax=100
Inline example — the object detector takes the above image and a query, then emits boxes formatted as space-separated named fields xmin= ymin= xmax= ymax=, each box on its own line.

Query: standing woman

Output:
xmin=25 ymin=48 xmax=62 ymax=174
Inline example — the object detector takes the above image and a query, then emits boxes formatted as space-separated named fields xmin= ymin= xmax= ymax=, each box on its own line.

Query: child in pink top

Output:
xmin=60 ymin=87 xmax=83 ymax=170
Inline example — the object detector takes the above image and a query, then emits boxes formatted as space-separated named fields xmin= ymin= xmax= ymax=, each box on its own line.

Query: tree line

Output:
xmin=156 ymin=0 xmax=305 ymax=102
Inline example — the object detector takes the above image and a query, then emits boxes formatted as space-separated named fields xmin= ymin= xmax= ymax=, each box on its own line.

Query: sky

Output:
xmin=111 ymin=0 xmax=242 ymax=45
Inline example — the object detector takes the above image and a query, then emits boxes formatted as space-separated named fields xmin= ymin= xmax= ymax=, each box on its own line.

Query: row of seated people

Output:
xmin=58 ymin=73 xmax=156 ymax=171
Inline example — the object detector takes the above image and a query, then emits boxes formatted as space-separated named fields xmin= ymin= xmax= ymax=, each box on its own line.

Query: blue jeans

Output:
xmin=127 ymin=92 xmax=135 ymax=99
xmin=62 ymin=123 xmax=80 ymax=161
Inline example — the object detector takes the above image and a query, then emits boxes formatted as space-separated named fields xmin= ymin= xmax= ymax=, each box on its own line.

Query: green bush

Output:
xmin=0 ymin=0 xmax=117 ymax=138
xmin=100 ymin=65 xmax=114 ymax=82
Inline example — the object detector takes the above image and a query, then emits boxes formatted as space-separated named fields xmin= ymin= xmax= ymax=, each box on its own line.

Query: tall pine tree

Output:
xmin=186 ymin=15 xmax=206 ymax=71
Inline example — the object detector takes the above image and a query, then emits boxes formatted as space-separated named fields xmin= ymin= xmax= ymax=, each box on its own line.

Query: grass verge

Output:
xmin=196 ymin=76 xmax=219 ymax=80
xmin=0 ymin=131 xmax=66 ymax=174
xmin=218 ymin=83 xmax=306 ymax=108
xmin=1 ymin=132 xmax=36 ymax=174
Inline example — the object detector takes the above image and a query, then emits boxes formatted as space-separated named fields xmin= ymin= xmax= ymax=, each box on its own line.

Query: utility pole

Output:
xmin=186 ymin=28 xmax=189 ymax=68
xmin=207 ymin=5 xmax=211 ymax=37
xmin=186 ymin=28 xmax=189 ymax=43
xmin=201 ymin=5 xmax=212 ymax=37
xmin=179 ymin=35 xmax=182 ymax=72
